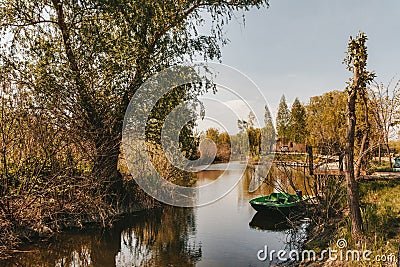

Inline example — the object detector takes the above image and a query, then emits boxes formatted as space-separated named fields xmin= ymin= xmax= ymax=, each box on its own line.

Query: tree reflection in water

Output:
xmin=5 ymin=206 xmax=201 ymax=267
xmin=116 ymin=206 xmax=201 ymax=267
xmin=3 ymin=164 xmax=315 ymax=267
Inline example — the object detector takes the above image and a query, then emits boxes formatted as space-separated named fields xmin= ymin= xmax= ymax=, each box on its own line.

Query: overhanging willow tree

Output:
xmin=343 ymin=32 xmax=375 ymax=238
xmin=0 ymin=0 xmax=269 ymax=196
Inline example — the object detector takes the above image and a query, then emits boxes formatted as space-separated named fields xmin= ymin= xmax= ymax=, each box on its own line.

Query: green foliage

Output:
xmin=145 ymin=85 xmax=200 ymax=160
xmin=246 ymin=127 xmax=262 ymax=157
xmin=306 ymin=90 xmax=347 ymax=155
xmin=0 ymin=0 xmax=271 ymax=257
xmin=305 ymin=88 xmax=379 ymax=159
xmin=344 ymin=32 xmax=376 ymax=92
xmin=359 ymin=180 xmax=400 ymax=256
xmin=262 ymin=105 xmax=276 ymax=153
xmin=205 ymin=128 xmax=220 ymax=143
xmin=276 ymin=95 xmax=290 ymax=143
xmin=0 ymin=0 xmax=270 ymax=186
xmin=201 ymin=128 xmax=231 ymax=162
xmin=289 ymin=98 xmax=307 ymax=143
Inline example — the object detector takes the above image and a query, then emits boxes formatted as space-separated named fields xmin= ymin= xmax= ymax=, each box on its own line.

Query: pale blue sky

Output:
xmin=194 ymin=0 xmax=400 ymax=133
xmin=219 ymin=0 xmax=400 ymax=110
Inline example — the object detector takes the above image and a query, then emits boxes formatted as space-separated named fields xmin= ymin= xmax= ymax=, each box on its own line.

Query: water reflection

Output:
xmin=268 ymin=166 xmax=315 ymax=197
xmin=249 ymin=211 xmax=291 ymax=231
xmin=4 ymin=163 xmax=313 ymax=267
xmin=115 ymin=207 xmax=201 ymax=267
xmin=239 ymin=166 xmax=274 ymax=202
xmin=6 ymin=208 xmax=200 ymax=267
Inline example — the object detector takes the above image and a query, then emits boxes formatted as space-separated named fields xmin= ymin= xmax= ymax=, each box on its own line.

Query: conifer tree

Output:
xmin=289 ymin=98 xmax=307 ymax=143
xmin=276 ymin=95 xmax=291 ymax=143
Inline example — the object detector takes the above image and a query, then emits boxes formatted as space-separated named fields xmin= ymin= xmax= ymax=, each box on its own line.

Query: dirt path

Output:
xmin=360 ymin=172 xmax=400 ymax=181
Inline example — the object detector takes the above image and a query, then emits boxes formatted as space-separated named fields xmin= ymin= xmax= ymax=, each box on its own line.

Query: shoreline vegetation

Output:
xmin=1 ymin=162 xmax=399 ymax=263
xmin=0 ymin=176 xmax=159 ymax=260
xmin=0 ymin=138 xmax=198 ymax=260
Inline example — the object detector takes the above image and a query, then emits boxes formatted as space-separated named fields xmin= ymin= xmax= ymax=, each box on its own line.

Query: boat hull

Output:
xmin=249 ymin=192 xmax=313 ymax=213
xmin=250 ymin=202 xmax=299 ymax=213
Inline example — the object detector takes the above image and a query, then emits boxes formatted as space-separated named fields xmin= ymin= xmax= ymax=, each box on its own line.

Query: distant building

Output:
xmin=275 ymin=138 xmax=306 ymax=153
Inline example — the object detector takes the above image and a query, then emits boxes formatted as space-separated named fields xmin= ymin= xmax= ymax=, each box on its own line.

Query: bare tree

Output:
xmin=369 ymin=79 xmax=400 ymax=168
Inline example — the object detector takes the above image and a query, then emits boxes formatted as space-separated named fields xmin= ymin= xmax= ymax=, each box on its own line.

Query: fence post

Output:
xmin=306 ymin=145 xmax=313 ymax=175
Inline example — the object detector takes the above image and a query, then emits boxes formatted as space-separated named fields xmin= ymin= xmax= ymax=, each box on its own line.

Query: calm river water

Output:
xmin=5 ymin=163 xmax=312 ymax=267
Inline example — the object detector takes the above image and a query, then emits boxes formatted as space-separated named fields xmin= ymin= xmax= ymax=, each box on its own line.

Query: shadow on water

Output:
xmin=249 ymin=211 xmax=292 ymax=231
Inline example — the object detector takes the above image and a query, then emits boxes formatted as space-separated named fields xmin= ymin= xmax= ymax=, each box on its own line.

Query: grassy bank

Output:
xmin=367 ymin=160 xmax=395 ymax=173
xmin=303 ymin=178 xmax=400 ymax=266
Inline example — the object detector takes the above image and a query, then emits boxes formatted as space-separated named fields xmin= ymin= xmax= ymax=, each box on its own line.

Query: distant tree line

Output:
xmin=203 ymin=82 xmax=400 ymax=169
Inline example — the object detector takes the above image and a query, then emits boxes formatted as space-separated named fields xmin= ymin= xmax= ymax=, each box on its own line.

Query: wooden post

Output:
xmin=306 ymin=145 xmax=313 ymax=175
xmin=339 ymin=153 xmax=344 ymax=172
xmin=378 ymin=144 xmax=381 ymax=165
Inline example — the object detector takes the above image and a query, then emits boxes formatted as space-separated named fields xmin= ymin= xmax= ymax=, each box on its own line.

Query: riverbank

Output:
xmin=301 ymin=175 xmax=400 ymax=266
xmin=1 ymin=166 xmax=309 ymax=266
xmin=0 ymin=179 xmax=158 ymax=260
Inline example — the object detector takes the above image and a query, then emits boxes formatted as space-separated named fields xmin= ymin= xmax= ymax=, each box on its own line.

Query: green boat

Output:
xmin=249 ymin=192 xmax=313 ymax=213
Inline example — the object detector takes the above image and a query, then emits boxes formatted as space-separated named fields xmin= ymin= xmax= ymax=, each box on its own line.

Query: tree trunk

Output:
xmin=355 ymin=92 xmax=370 ymax=178
xmin=386 ymin=143 xmax=393 ymax=168
xmin=92 ymin=131 xmax=123 ymax=197
xmin=306 ymin=145 xmax=314 ymax=175
xmin=345 ymin=79 xmax=363 ymax=239
xmin=378 ymin=144 xmax=381 ymax=164
xmin=52 ymin=0 xmax=123 ymax=197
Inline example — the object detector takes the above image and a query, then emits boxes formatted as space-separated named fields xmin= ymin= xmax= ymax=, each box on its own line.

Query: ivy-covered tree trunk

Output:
xmin=344 ymin=84 xmax=363 ymax=238
xmin=355 ymin=92 xmax=370 ymax=178
xmin=343 ymin=32 xmax=375 ymax=239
